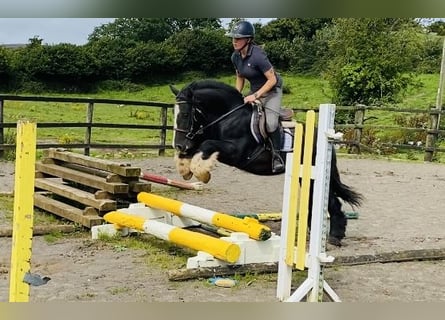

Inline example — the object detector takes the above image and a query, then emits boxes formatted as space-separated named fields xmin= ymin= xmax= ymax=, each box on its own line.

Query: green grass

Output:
xmin=97 ymin=233 xmax=191 ymax=269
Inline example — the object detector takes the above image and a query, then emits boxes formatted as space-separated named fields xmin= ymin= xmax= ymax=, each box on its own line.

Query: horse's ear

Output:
xmin=169 ymin=84 xmax=179 ymax=96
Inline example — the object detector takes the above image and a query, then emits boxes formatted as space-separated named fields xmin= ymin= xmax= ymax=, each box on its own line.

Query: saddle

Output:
xmin=250 ymin=103 xmax=295 ymax=144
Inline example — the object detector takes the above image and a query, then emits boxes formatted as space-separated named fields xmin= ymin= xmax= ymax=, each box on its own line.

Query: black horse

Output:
xmin=170 ymin=79 xmax=363 ymax=246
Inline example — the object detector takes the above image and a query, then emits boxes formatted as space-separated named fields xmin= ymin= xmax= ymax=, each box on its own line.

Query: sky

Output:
xmin=0 ymin=18 xmax=115 ymax=45
xmin=0 ymin=18 xmax=273 ymax=46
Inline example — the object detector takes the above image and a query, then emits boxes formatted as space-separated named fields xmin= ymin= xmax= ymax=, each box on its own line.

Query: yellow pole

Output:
xmin=9 ymin=120 xmax=37 ymax=302
xmin=284 ymin=123 xmax=303 ymax=266
xmin=103 ymin=211 xmax=241 ymax=263
xmin=137 ymin=192 xmax=271 ymax=241
xmin=295 ymin=110 xmax=315 ymax=270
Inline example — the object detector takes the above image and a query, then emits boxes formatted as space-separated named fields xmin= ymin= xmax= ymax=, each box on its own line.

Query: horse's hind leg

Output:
xmin=174 ymin=153 xmax=193 ymax=180
xmin=328 ymin=194 xmax=347 ymax=246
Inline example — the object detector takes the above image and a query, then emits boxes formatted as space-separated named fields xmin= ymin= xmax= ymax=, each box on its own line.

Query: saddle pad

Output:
xmin=250 ymin=109 xmax=266 ymax=144
xmin=279 ymin=108 xmax=294 ymax=121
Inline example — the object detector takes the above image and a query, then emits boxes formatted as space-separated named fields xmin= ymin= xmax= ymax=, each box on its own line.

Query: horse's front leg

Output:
xmin=190 ymin=140 xmax=238 ymax=183
xmin=190 ymin=151 xmax=219 ymax=183
xmin=174 ymin=153 xmax=193 ymax=180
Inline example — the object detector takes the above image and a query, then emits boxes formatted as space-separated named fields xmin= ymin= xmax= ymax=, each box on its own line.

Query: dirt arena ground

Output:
xmin=1 ymin=155 xmax=445 ymax=302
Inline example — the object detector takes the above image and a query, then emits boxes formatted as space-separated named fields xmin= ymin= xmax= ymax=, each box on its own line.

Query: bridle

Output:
xmin=174 ymin=99 xmax=247 ymax=141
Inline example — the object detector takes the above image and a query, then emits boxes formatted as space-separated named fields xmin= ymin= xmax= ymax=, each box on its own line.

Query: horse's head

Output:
xmin=170 ymin=83 xmax=204 ymax=156
xmin=170 ymin=80 xmax=244 ymax=157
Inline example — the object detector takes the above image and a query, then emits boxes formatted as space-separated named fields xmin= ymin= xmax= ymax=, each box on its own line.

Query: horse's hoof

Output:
xmin=200 ymin=172 xmax=211 ymax=184
xmin=328 ymin=236 xmax=342 ymax=247
xmin=193 ymin=171 xmax=211 ymax=183
xmin=182 ymin=172 xmax=193 ymax=180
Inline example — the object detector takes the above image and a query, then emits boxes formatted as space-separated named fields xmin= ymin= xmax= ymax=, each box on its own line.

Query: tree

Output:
xmin=88 ymin=18 xmax=173 ymax=43
xmin=259 ymin=18 xmax=332 ymax=42
xmin=42 ymin=44 xmax=96 ymax=81
xmin=427 ymin=20 xmax=445 ymax=36
xmin=256 ymin=18 xmax=333 ymax=74
xmin=126 ymin=41 xmax=183 ymax=81
xmin=323 ymin=18 xmax=424 ymax=105
xmin=0 ymin=47 xmax=12 ymax=88
xmin=88 ymin=18 xmax=222 ymax=43
xmin=165 ymin=28 xmax=232 ymax=75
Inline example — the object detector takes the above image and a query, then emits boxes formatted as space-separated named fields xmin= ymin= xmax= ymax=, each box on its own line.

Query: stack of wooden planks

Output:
xmin=34 ymin=149 xmax=151 ymax=228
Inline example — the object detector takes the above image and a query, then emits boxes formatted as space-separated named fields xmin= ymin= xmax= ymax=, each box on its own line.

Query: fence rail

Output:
xmin=0 ymin=95 xmax=175 ymax=158
xmin=1 ymin=95 xmax=445 ymax=161
xmin=292 ymin=104 xmax=445 ymax=160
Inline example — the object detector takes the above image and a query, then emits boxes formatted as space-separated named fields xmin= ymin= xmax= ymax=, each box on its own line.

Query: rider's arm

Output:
xmin=244 ymin=67 xmax=277 ymax=104
xmin=235 ymin=71 xmax=245 ymax=93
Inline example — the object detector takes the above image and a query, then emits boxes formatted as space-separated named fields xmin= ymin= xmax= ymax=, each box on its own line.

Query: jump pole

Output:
xmin=9 ymin=120 xmax=37 ymax=302
xmin=277 ymin=104 xmax=340 ymax=302
xmin=137 ymin=192 xmax=272 ymax=241
xmin=103 ymin=211 xmax=241 ymax=263
xmin=140 ymin=172 xmax=204 ymax=191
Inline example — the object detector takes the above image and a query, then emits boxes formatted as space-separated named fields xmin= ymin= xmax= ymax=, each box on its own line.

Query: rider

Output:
xmin=227 ymin=20 xmax=285 ymax=173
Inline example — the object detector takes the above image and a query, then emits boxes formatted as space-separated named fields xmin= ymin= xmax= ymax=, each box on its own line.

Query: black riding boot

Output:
xmin=269 ymin=129 xmax=285 ymax=173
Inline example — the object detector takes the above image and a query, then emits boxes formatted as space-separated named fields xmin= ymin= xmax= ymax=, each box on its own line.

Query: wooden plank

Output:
xmin=0 ymin=225 xmax=77 ymax=237
xmin=35 ymin=162 xmax=129 ymax=194
xmin=44 ymin=148 xmax=141 ymax=177
xmin=35 ymin=178 xmax=116 ymax=211
xmin=168 ymin=262 xmax=279 ymax=281
xmin=34 ymin=193 xmax=103 ymax=228
xmin=94 ymin=190 xmax=113 ymax=200
xmin=168 ymin=248 xmax=445 ymax=281
xmin=129 ymin=181 xmax=152 ymax=193
xmin=57 ymin=162 xmax=139 ymax=183
xmin=83 ymin=207 xmax=99 ymax=216
xmin=329 ymin=248 xmax=445 ymax=267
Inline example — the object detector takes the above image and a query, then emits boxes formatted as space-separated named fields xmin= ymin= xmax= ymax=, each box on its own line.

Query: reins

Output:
xmin=182 ymin=101 xmax=247 ymax=140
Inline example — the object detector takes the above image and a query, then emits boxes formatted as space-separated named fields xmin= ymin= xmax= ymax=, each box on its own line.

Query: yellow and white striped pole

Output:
xmin=103 ymin=211 xmax=241 ymax=263
xmin=9 ymin=120 xmax=37 ymax=302
xmin=137 ymin=192 xmax=272 ymax=241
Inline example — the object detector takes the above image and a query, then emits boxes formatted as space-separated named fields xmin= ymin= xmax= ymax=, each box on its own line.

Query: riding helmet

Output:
xmin=226 ymin=21 xmax=255 ymax=38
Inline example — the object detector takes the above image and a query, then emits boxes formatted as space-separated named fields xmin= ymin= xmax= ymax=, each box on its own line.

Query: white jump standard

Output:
xmin=277 ymin=104 xmax=341 ymax=302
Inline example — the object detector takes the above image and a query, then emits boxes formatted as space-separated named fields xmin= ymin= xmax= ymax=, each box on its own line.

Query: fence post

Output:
xmin=424 ymin=37 xmax=445 ymax=162
xmin=351 ymin=104 xmax=365 ymax=154
xmin=84 ymin=102 xmax=94 ymax=156
xmin=158 ymin=105 xmax=168 ymax=156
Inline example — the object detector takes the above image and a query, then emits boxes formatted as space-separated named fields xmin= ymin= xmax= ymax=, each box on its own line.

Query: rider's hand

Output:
xmin=244 ymin=94 xmax=258 ymax=104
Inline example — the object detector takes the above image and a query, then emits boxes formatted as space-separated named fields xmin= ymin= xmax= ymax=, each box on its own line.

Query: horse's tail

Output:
xmin=330 ymin=151 xmax=364 ymax=207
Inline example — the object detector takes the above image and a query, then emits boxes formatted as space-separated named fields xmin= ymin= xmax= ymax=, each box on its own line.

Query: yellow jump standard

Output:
xmin=9 ymin=121 xmax=37 ymax=302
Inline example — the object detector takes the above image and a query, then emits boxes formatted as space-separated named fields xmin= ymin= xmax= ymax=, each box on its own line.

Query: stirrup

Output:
xmin=272 ymin=155 xmax=285 ymax=173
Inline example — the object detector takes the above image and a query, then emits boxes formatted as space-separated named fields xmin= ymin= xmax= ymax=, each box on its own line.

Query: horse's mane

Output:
xmin=183 ymin=79 xmax=243 ymax=101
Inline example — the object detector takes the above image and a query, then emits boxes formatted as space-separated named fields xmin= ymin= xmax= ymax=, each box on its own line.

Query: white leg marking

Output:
xmin=174 ymin=152 xmax=193 ymax=180
xmin=190 ymin=152 xmax=219 ymax=183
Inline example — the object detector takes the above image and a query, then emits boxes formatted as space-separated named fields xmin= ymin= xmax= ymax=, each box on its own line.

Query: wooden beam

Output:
xmin=35 ymin=178 xmax=116 ymax=211
xmin=329 ymin=248 xmax=445 ymax=267
xmin=0 ymin=224 xmax=77 ymax=237
xmin=35 ymin=162 xmax=129 ymax=194
xmin=168 ymin=248 xmax=445 ymax=281
xmin=34 ymin=193 xmax=103 ymax=228
xmin=44 ymin=148 xmax=141 ymax=177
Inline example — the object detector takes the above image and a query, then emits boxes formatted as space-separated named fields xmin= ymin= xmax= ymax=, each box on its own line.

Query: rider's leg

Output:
xmin=263 ymin=87 xmax=284 ymax=173
xmin=269 ymin=128 xmax=285 ymax=173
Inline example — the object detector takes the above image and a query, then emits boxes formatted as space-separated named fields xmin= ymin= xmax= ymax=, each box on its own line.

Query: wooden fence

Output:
xmin=1 ymin=95 xmax=444 ymax=161
xmin=0 ymin=95 xmax=174 ymax=158
xmin=293 ymin=104 xmax=445 ymax=161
